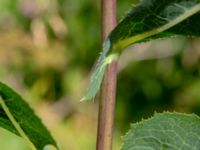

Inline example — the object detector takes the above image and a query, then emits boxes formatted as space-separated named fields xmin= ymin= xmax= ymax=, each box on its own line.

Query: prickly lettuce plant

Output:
xmin=1 ymin=0 xmax=200 ymax=150
xmin=83 ymin=0 xmax=200 ymax=149
xmin=83 ymin=0 xmax=200 ymax=101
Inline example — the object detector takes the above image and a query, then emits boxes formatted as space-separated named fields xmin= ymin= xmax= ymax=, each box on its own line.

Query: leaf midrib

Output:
xmin=0 ymin=97 xmax=36 ymax=150
xmin=113 ymin=3 xmax=200 ymax=51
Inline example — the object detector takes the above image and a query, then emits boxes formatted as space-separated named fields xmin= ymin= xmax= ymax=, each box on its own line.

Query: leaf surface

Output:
xmin=82 ymin=0 xmax=200 ymax=100
xmin=0 ymin=82 xmax=58 ymax=150
xmin=121 ymin=112 xmax=200 ymax=150
xmin=109 ymin=0 xmax=200 ymax=50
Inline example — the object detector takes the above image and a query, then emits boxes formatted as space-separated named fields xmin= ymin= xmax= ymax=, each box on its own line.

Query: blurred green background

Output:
xmin=0 ymin=0 xmax=200 ymax=149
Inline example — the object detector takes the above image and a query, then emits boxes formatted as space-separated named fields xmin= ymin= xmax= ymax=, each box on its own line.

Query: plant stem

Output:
xmin=100 ymin=0 xmax=116 ymax=41
xmin=96 ymin=0 xmax=117 ymax=150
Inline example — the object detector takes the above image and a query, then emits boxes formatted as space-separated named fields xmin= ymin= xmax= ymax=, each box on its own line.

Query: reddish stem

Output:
xmin=96 ymin=0 xmax=117 ymax=150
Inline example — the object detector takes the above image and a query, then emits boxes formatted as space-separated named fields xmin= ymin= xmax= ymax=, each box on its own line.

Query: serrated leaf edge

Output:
xmin=120 ymin=111 xmax=200 ymax=150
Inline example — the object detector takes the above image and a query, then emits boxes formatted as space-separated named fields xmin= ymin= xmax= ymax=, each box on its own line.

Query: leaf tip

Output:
xmin=80 ymin=96 xmax=89 ymax=102
xmin=80 ymin=97 xmax=85 ymax=102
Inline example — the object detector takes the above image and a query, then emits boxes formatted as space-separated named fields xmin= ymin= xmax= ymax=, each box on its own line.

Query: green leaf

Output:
xmin=109 ymin=0 xmax=200 ymax=50
xmin=121 ymin=112 xmax=200 ymax=150
xmin=0 ymin=82 xmax=58 ymax=150
xmin=82 ymin=0 xmax=200 ymax=100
